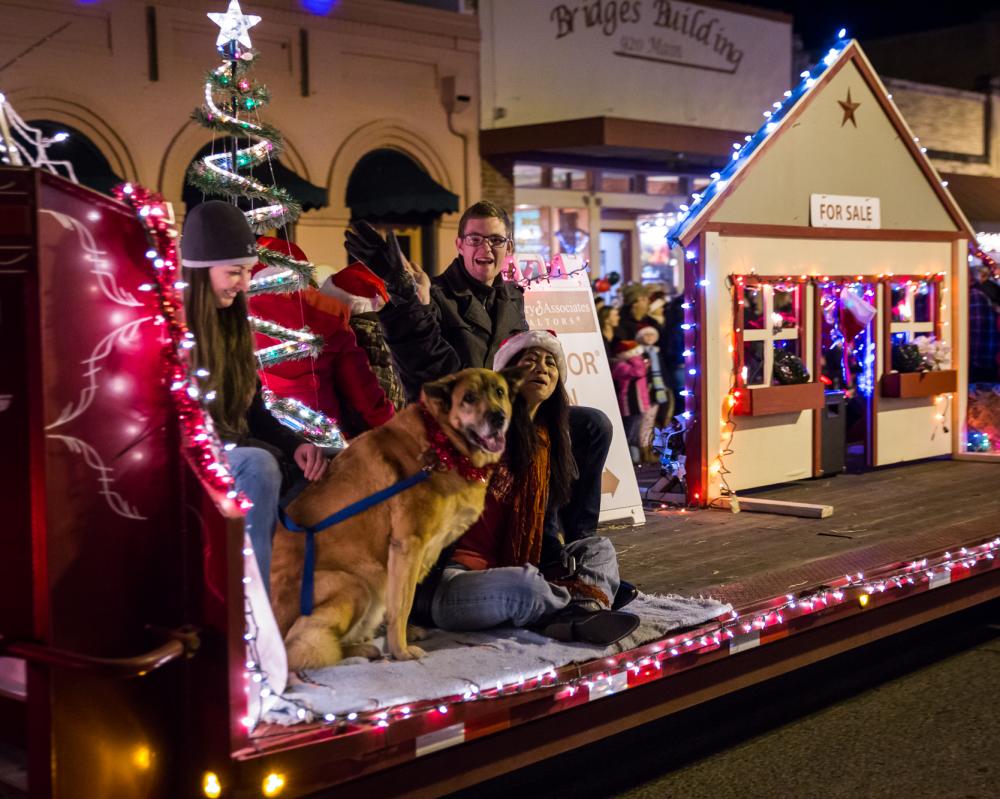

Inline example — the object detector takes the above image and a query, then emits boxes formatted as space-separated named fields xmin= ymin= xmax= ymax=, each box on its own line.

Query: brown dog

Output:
xmin=270 ymin=367 xmax=523 ymax=670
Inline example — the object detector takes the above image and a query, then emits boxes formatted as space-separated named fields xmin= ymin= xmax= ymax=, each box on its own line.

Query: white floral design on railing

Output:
xmin=46 ymin=317 xmax=153 ymax=431
xmin=46 ymin=434 xmax=146 ymax=520
xmin=40 ymin=210 xmax=143 ymax=307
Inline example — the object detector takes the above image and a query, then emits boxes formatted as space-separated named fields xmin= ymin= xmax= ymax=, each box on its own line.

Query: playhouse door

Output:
xmin=817 ymin=281 xmax=878 ymax=471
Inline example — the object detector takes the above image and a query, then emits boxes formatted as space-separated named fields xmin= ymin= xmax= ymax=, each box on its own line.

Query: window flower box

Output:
xmin=880 ymin=369 xmax=957 ymax=398
xmin=734 ymin=381 xmax=825 ymax=417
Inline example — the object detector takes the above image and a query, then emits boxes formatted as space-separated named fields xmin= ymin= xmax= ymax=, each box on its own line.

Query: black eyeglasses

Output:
xmin=461 ymin=233 xmax=510 ymax=249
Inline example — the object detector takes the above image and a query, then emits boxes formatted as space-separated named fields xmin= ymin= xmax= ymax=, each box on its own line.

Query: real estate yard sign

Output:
xmin=520 ymin=264 xmax=644 ymax=525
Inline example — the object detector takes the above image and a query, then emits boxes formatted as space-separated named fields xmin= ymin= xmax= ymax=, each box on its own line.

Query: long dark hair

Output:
xmin=183 ymin=267 xmax=257 ymax=440
xmin=504 ymin=350 xmax=578 ymax=508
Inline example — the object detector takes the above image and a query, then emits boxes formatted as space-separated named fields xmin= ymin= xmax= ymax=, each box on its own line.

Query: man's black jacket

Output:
xmin=378 ymin=256 xmax=528 ymax=400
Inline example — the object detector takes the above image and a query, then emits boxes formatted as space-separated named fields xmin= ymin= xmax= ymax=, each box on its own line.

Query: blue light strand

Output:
xmin=668 ymin=29 xmax=850 ymax=247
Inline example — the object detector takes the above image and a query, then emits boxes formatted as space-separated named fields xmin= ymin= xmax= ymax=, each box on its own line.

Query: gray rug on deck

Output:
xmin=264 ymin=592 xmax=731 ymax=724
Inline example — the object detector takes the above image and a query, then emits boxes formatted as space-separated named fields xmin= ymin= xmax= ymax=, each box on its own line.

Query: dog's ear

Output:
xmin=498 ymin=366 xmax=528 ymax=398
xmin=421 ymin=372 xmax=461 ymax=411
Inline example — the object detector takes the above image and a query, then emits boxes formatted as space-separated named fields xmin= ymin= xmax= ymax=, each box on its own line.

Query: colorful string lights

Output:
xmin=251 ymin=535 xmax=1000 ymax=732
xmin=113 ymin=183 xmax=249 ymax=514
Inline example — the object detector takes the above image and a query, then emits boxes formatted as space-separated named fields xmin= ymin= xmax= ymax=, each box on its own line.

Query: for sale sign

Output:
xmin=521 ymin=265 xmax=644 ymax=525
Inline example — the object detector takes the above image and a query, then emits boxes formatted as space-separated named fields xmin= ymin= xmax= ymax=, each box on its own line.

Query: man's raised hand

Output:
xmin=344 ymin=221 xmax=416 ymax=304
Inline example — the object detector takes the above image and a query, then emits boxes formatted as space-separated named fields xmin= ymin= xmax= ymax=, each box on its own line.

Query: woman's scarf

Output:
xmin=499 ymin=427 xmax=551 ymax=568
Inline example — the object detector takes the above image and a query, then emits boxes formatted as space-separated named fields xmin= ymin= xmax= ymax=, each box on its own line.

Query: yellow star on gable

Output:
xmin=838 ymin=88 xmax=861 ymax=128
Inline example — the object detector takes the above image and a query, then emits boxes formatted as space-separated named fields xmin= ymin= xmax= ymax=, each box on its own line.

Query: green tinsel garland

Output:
xmin=190 ymin=108 xmax=284 ymax=154
xmin=257 ymin=245 xmax=316 ymax=284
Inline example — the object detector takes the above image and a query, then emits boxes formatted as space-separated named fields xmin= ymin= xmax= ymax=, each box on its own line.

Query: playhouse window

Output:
xmin=737 ymin=282 xmax=803 ymax=387
xmin=888 ymin=280 xmax=936 ymax=344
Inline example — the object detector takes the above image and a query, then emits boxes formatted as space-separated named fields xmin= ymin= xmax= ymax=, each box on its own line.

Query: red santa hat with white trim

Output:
xmin=320 ymin=262 xmax=390 ymax=315
xmin=492 ymin=329 xmax=567 ymax=382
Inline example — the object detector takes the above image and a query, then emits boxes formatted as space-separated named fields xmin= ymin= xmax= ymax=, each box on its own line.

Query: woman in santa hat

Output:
xmin=412 ymin=330 xmax=639 ymax=647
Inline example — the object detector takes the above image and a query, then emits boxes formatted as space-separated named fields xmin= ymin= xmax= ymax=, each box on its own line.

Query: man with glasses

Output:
xmin=345 ymin=202 xmax=620 ymax=559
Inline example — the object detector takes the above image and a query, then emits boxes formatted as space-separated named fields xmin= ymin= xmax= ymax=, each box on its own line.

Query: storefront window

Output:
xmin=552 ymin=168 xmax=589 ymax=191
xmin=554 ymin=208 xmax=589 ymax=256
xmin=600 ymin=171 xmax=634 ymax=192
xmin=513 ymin=164 xmax=544 ymax=188
xmin=513 ymin=205 xmax=550 ymax=260
xmin=637 ymin=213 xmax=679 ymax=289
xmin=646 ymin=175 xmax=681 ymax=196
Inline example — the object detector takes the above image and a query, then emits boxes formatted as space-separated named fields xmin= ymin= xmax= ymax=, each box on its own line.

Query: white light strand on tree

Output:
xmin=186 ymin=1 xmax=342 ymax=447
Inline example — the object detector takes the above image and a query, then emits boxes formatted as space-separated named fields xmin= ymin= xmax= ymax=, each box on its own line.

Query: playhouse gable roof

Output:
xmin=670 ymin=40 xmax=975 ymax=246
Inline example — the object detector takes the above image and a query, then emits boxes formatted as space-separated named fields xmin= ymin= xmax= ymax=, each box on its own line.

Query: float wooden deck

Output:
xmin=615 ymin=459 xmax=1000 ymax=606
xmin=237 ymin=459 xmax=1000 ymax=798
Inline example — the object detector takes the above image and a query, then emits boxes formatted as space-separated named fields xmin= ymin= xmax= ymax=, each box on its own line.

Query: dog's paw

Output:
xmin=343 ymin=642 xmax=382 ymax=660
xmin=391 ymin=644 xmax=427 ymax=661
xmin=406 ymin=624 xmax=430 ymax=641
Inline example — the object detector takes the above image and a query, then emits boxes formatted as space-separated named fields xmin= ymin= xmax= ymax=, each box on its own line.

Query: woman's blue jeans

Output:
xmin=429 ymin=537 xmax=621 ymax=631
xmin=227 ymin=446 xmax=283 ymax=589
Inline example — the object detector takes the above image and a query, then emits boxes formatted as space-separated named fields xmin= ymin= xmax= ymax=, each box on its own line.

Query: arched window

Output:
xmin=26 ymin=120 xmax=122 ymax=195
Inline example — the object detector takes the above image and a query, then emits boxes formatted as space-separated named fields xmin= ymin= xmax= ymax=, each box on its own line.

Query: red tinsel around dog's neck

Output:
xmin=417 ymin=402 xmax=496 ymax=483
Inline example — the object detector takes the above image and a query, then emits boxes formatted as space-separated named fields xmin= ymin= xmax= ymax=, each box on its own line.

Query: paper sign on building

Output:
xmin=810 ymin=194 xmax=881 ymax=229
xmin=520 ymin=264 xmax=644 ymax=525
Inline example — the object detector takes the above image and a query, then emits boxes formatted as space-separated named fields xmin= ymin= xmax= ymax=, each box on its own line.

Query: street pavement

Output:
xmin=460 ymin=600 xmax=1000 ymax=799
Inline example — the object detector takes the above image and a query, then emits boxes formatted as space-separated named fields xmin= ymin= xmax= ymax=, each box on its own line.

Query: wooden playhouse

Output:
xmin=668 ymin=37 xmax=977 ymax=506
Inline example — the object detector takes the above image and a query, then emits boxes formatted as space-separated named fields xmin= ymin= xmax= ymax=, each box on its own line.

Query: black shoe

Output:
xmin=612 ymin=580 xmax=639 ymax=611
xmin=537 ymin=605 xmax=640 ymax=647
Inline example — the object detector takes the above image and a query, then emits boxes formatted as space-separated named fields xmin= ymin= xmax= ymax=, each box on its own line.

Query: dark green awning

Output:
xmin=184 ymin=143 xmax=328 ymax=211
xmin=347 ymin=148 xmax=459 ymax=223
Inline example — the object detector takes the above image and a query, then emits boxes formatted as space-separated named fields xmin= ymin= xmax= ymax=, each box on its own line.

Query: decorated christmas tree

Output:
xmin=187 ymin=0 xmax=342 ymax=447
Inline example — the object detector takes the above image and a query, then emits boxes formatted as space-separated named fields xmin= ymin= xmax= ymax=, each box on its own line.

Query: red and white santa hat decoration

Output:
xmin=320 ymin=262 xmax=390 ymax=315
xmin=492 ymin=329 xmax=567 ymax=382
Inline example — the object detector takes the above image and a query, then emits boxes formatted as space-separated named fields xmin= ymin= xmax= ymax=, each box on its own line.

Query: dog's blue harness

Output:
xmin=277 ymin=467 xmax=432 ymax=616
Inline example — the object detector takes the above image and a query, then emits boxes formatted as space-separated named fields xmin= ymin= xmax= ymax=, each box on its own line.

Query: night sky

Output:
xmin=745 ymin=0 xmax=998 ymax=50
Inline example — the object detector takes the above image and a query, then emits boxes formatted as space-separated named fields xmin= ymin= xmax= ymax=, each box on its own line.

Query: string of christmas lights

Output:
xmin=246 ymin=534 xmax=1000 ymax=733
xmin=668 ymin=29 xmax=853 ymax=248
xmin=114 ymin=182 xmax=249 ymax=514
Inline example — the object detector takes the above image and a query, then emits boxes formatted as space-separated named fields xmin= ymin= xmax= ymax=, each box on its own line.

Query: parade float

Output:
xmin=3 ymin=11 xmax=999 ymax=798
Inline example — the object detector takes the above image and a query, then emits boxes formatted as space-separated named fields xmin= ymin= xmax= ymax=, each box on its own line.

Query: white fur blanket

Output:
xmin=264 ymin=592 xmax=730 ymax=724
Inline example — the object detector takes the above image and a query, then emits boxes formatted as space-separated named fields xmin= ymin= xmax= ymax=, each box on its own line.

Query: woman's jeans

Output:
xmin=228 ymin=446 xmax=283 ymax=589
xmin=430 ymin=537 xmax=621 ymax=631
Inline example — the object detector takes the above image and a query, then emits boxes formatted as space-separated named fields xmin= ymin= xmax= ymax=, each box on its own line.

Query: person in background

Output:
xmin=969 ymin=266 xmax=999 ymax=383
xmin=636 ymin=324 xmax=673 ymax=463
xmin=181 ymin=202 xmax=328 ymax=585
xmin=417 ymin=331 xmax=639 ymax=646
xmin=598 ymin=305 xmax=620 ymax=361
xmin=973 ymin=264 xmax=1000 ymax=308
xmin=614 ymin=283 xmax=656 ymax=341
xmin=611 ymin=339 xmax=651 ymax=464
xmin=249 ymin=239 xmax=394 ymax=440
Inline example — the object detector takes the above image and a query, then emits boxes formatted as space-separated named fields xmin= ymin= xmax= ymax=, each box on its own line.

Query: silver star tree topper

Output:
xmin=208 ymin=0 xmax=261 ymax=50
